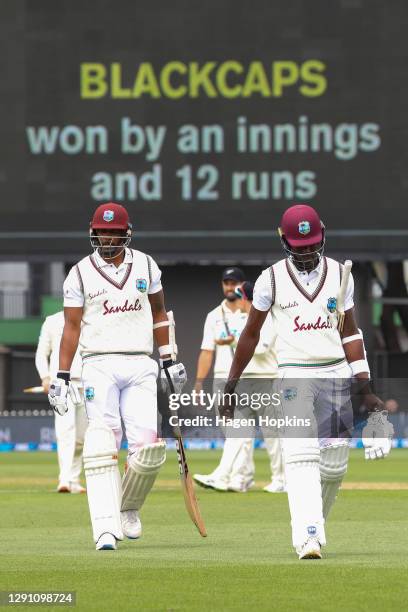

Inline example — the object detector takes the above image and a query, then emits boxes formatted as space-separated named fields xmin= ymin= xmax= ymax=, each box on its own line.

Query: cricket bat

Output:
xmin=167 ymin=310 xmax=207 ymax=538
xmin=23 ymin=386 xmax=45 ymax=394
xmin=337 ymin=260 xmax=353 ymax=333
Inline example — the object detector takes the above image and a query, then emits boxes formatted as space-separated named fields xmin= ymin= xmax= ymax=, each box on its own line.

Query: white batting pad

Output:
xmin=83 ymin=420 xmax=124 ymax=543
xmin=121 ymin=441 xmax=166 ymax=511
xmin=264 ymin=437 xmax=285 ymax=482
xmin=283 ymin=439 xmax=326 ymax=548
xmin=320 ymin=441 xmax=349 ymax=520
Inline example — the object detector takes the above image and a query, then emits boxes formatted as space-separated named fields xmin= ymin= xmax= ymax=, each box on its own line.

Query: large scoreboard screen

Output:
xmin=1 ymin=0 xmax=407 ymax=260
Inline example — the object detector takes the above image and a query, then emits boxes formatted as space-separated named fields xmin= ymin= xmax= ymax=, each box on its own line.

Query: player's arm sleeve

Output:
xmin=252 ymin=271 xmax=273 ymax=312
xmin=63 ymin=267 xmax=84 ymax=307
xmin=344 ymin=271 xmax=354 ymax=311
xmin=200 ymin=312 xmax=216 ymax=351
xmin=147 ymin=256 xmax=163 ymax=294
xmin=35 ymin=319 xmax=52 ymax=379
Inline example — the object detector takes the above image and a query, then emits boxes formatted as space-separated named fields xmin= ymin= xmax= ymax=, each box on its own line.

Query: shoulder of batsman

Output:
xmin=138 ymin=248 xmax=153 ymax=258
xmin=75 ymin=254 xmax=94 ymax=268
xmin=325 ymin=256 xmax=342 ymax=268
xmin=130 ymin=248 xmax=152 ymax=261
xmin=259 ymin=258 xmax=285 ymax=277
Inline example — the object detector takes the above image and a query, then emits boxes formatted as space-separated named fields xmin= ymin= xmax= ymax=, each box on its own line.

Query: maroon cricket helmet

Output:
xmin=89 ymin=203 xmax=132 ymax=258
xmin=90 ymin=203 xmax=132 ymax=231
xmin=279 ymin=204 xmax=324 ymax=247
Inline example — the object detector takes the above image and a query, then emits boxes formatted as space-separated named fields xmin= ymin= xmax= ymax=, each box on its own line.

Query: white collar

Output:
xmin=221 ymin=299 xmax=242 ymax=314
xmin=93 ymin=248 xmax=133 ymax=268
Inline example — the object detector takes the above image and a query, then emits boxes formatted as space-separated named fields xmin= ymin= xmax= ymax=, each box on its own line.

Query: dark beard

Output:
xmin=225 ymin=293 xmax=238 ymax=302
xmin=98 ymin=245 xmax=122 ymax=259
xmin=292 ymin=255 xmax=319 ymax=273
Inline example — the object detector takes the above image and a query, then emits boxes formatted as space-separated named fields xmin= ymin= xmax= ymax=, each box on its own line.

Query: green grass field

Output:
xmin=1 ymin=450 xmax=408 ymax=611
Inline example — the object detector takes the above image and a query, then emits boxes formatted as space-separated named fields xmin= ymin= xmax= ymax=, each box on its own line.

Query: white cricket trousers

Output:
xmin=279 ymin=362 xmax=352 ymax=548
xmin=54 ymin=392 xmax=87 ymax=486
xmin=81 ymin=354 xmax=159 ymax=454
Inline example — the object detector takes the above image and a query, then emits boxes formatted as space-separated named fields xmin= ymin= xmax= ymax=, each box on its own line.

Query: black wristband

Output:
xmin=160 ymin=359 xmax=174 ymax=370
xmin=57 ymin=371 xmax=70 ymax=383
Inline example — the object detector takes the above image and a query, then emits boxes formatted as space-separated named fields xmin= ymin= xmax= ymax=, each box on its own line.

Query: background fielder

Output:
xmin=236 ymin=282 xmax=285 ymax=494
xmin=35 ymin=310 xmax=87 ymax=494
xmin=193 ymin=269 xmax=284 ymax=493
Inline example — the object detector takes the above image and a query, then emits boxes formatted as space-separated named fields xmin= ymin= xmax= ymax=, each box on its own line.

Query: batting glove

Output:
xmin=48 ymin=372 xmax=82 ymax=415
xmin=362 ymin=410 xmax=394 ymax=460
xmin=160 ymin=360 xmax=187 ymax=395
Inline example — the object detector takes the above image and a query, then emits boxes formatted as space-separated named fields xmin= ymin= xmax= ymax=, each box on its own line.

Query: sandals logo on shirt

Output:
xmin=136 ymin=278 xmax=147 ymax=293
xmin=103 ymin=298 xmax=142 ymax=315
xmin=88 ymin=289 xmax=108 ymax=301
xmin=85 ymin=387 xmax=95 ymax=401
xmin=293 ymin=315 xmax=333 ymax=332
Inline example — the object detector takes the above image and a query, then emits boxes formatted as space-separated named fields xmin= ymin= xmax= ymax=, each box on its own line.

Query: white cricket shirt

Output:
xmin=253 ymin=257 xmax=354 ymax=368
xmin=35 ymin=311 xmax=83 ymax=381
xmin=201 ymin=300 xmax=278 ymax=377
xmin=63 ymin=248 xmax=162 ymax=357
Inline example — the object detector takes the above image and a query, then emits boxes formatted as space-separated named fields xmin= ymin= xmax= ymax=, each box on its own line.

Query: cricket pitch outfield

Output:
xmin=1 ymin=450 xmax=407 ymax=611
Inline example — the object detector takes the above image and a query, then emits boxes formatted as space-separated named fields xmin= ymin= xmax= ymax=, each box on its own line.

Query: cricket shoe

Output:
xmin=69 ymin=482 xmax=86 ymax=494
xmin=228 ymin=478 xmax=255 ymax=493
xmin=121 ymin=510 xmax=142 ymax=539
xmin=57 ymin=483 xmax=70 ymax=493
xmin=263 ymin=479 xmax=286 ymax=493
xmin=297 ymin=537 xmax=322 ymax=560
xmin=193 ymin=473 xmax=229 ymax=491
xmin=96 ymin=533 xmax=117 ymax=551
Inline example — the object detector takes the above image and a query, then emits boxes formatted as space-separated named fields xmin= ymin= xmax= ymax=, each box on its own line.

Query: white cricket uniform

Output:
xmin=63 ymin=248 xmax=162 ymax=453
xmin=35 ymin=311 xmax=87 ymax=487
xmin=253 ymin=256 xmax=353 ymax=370
xmin=253 ymin=256 xmax=355 ymax=548
xmin=200 ymin=300 xmax=284 ymax=489
xmin=201 ymin=300 xmax=277 ymax=378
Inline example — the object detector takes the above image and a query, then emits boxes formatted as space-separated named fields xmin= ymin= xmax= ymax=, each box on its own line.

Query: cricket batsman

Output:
xmin=221 ymin=204 xmax=393 ymax=559
xmin=48 ymin=202 xmax=187 ymax=551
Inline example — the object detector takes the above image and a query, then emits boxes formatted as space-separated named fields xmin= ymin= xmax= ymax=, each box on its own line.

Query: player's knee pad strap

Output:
xmin=121 ymin=441 xmax=166 ymax=511
xmin=83 ymin=420 xmax=123 ymax=542
xmin=320 ymin=442 xmax=349 ymax=482
xmin=83 ymin=419 xmax=119 ymax=468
